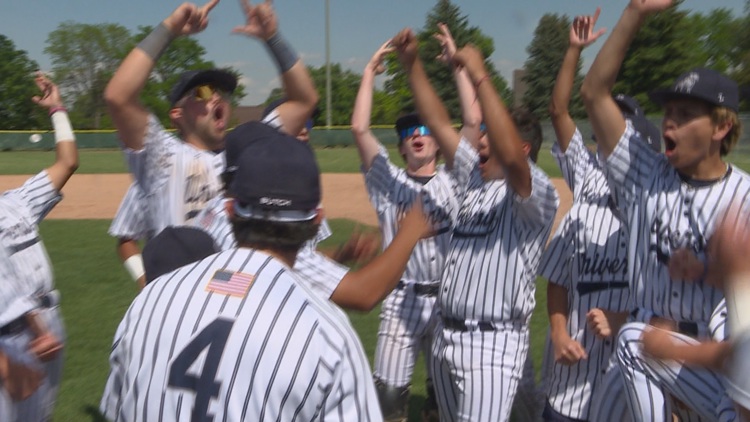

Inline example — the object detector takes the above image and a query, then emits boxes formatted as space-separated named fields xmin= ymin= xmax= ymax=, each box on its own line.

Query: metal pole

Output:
xmin=325 ymin=0 xmax=332 ymax=129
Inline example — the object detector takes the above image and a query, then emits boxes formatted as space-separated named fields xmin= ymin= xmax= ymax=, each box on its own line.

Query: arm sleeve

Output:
xmin=10 ymin=170 xmax=62 ymax=224
xmin=552 ymin=128 xmax=594 ymax=195
xmin=293 ymin=250 xmax=349 ymax=300
xmin=108 ymin=183 xmax=150 ymax=239
xmin=538 ymin=214 xmax=574 ymax=289
xmin=512 ymin=162 xmax=560 ymax=229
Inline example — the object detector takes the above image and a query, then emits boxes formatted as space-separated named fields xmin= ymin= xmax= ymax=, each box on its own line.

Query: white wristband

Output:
xmin=51 ymin=110 xmax=75 ymax=143
xmin=727 ymin=271 xmax=750 ymax=336
xmin=123 ymin=254 xmax=145 ymax=282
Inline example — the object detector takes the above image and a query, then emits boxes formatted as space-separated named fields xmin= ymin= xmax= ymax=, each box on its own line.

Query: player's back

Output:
xmin=100 ymin=248 xmax=382 ymax=422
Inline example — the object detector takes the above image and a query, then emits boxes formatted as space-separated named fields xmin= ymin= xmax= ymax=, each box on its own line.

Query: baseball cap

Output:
xmin=262 ymin=98 xmax=320 ymax=131
xmin=395 ymin=113 xmax=428 ymax=145
xmin=225 ymin=121 xmax=320 ymax=222
xmin=649 ymin=68 xmax=739 ymax=112
xmin=613 ymin=94 xmax=662 ymax=153
xmin=169 ymin=69 xmax=238 ymax=107
xmin=143 ymin=226 xmax=219 ymax=284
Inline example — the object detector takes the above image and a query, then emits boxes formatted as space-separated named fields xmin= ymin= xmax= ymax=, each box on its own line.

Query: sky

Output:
xmin=2 ymin=0 xmax=746 ymax=105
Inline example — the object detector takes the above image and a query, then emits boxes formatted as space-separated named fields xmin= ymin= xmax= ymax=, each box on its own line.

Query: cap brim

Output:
xmin=172 ymin=69 xmax=238 ymax=106
xmin=233 ymin=202 xmax=318 ymax=222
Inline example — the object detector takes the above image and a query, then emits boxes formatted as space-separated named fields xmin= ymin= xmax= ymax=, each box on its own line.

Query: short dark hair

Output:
xmin=511 ymin=108 xmax=542 ymax=163
xmin=231 ymin=215 xmax=319 ymax=254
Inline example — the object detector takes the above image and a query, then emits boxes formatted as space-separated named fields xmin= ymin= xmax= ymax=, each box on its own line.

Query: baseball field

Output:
xmin=10 ymin=144 xmax=750 ymax=421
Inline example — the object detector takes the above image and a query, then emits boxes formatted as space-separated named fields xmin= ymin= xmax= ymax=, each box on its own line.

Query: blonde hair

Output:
xmin=713 ymin=107 xmax=742 ymax=156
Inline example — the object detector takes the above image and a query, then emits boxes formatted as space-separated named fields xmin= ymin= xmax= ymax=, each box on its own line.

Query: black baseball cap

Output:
xmin=225 ymin=121 xmax=320 ymax=222
xmin=395 ymin=113 xmax=424 ymax=145
xmin=169 ymin=69 xmax=238 ymax=107
xmin=143 ymin=226 xmax=219 ymax=284
xmin=613 ymin=94 xmax=662 ymax=153
xmin=649 ymin=68 xmax=739 ymax=112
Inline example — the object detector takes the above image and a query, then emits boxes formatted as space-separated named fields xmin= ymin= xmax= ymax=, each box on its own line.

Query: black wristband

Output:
xmin=137 ymin=23 xmax=176 ymax=61
xmin=265 ymin=32 xmax=299 ymax=73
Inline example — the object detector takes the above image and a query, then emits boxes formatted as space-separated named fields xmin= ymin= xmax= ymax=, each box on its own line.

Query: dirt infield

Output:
xmin=0 ymin=173 xmax=573 ymax=230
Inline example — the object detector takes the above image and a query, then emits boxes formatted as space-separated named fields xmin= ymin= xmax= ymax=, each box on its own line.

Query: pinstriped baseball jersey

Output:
xmin=538 ymin=129 xmax=632 ymax=419
xmin=440 ymin=138 xmax=558 ymax=323
xmin=99 ymin=248 xmax=381 ymax=421
xmin=192 ymin=195 xmax=348 ymax=300
xmin=605 ymin=121 xmax=750 ymax=329
xmin=126 ymin=114 xmax=225 ymax=234
xmin=709 ymin=298 xmax=727 ymax=341
xmin=108 ymin=182 xmax=153 ymax=240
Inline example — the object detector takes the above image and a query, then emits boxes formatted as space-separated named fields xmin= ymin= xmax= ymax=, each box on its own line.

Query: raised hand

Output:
xmin=570 ymin=7 xmax=607 ymax=49
xmin=164 ymin=0 xmax=220 ymax=36
xmin=452 ymin=45 xmax=485 ymax=79
xmin=366 ymin=40 xmax=395 ymax=76
xmin=628 ymin=0 xmax=673 ymax=14
xmin=392 ymin=28 xmax=419 ymax=69
xmin=31 ymin=72 xmax=63 ymax=110
xmin=233 ymin=0 xmax=277 ymax=40
xmin=434 ymin=22 xmax=458 ymax=64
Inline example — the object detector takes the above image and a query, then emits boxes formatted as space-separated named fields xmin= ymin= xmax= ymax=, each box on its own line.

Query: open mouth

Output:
xmin=212 ymin=104 xmax=227 ymax=129
xmin=412 ymin=139 xmax=424 ymax=150
xmin=479 ymin=154 xmax=489 ymax=165
xmin=664 ymin=136 xmax=676 ymax=156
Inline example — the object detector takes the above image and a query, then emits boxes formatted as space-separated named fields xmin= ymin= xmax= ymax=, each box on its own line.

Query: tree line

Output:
xmin=1 ymin=0 xmax=749 ymax=131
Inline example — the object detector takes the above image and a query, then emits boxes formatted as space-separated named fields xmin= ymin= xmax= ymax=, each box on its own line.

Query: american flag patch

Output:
xmin=206 ymin=269 xmax=254 ymax=297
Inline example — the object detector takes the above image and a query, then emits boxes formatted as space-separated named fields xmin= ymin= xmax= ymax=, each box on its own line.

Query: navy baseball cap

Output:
xmin=225 ymin=121 xmax=320 ymax=222
xmin=649 ymin=68 xmax=739 ymax=112
xmin=143 ymin=226 xmax=218 ymax=284
xmin=395 ymin=113 xmax=429 ymax=145
xmin=169 ymin=69 xmax=238 ymax=107
xmin=613 ymin=94 xmax=662 ymax=153
xmin=262 ymin=98 xmax=320 ymax=131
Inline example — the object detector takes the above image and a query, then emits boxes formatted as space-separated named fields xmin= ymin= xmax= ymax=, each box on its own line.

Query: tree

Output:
xmin=44 ymin=22 xmax=132 ymax=129
xmin=521 ymin=13 xmax=573 ymax=119
xmin=0 ymin=35 xmax=46 ymax=130
xmin=384 ymin=0 xmax=511 ymax=121
xmin=685 ymin=9 xmax=743 ymax=74
xmin=732 ymin=1 xmax=750 ymax=98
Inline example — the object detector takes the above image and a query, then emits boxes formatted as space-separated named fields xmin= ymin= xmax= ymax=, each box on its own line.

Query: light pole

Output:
xmin=325 ymin=0 xmax=332 ymax=129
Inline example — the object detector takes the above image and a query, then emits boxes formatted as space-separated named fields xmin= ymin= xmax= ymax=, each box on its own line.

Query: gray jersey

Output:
xmin=100 ymin=248 xmax=381 ymax=421
xmin=538 ymin=129 xmax=632 ymax=419
xmin=125 ymin=115 xmax=224 ymax=235
xmin=440 ymin=138 xmax=559 ymax=323
xmin=193 ymin=195 xmax=348 ymax=300
xmin=108 ymin=182 xmax=153 ymax=240
xmin=606 ymin=121 xmax=750 ymax=331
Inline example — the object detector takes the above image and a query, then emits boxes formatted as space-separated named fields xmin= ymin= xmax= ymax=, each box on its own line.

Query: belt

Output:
xmin=397 ymin=281 xmax=440 ymax=297
xmin=443 ymin=317 xmax=496 ymax=332
xmin=630 ymin=308 xmax=700 ymax=338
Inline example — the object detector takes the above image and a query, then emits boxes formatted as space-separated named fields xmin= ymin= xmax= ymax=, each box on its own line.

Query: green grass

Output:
xmin=44 ymin=218 xmax=548 ymax=421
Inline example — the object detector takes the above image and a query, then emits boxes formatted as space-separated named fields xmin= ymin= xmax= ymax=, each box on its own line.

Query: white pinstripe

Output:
xmin=108 ymin=182 xmax=153 ymax=241
xmin=99 ymin=248 xmax=382 ymax=421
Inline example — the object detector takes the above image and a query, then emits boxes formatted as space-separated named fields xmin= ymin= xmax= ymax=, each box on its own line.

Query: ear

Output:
xmin=711 ymin=119 xmax=733 ymax=143
xmin=169 ymin=107 xmax=182 ymax=124
xmin=224 ymin=198 xmax=235 ymax=219
xmin=314 ymin=207 xmax=325 ymax=225
xmin=521 ymin=142 xmax=531 ymax=158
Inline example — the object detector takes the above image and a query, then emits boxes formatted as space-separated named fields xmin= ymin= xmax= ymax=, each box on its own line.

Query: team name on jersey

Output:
xmin=577 ymin=252 xmax=627 ymax=279
xmin=649 ymin=216 xmax=706 ymax=265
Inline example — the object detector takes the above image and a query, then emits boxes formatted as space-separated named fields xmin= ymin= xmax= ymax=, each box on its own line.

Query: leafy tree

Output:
xmin=384 ymin=0 xmax=511 ymax=121
xmin=44 ymin=22 xmax=132 ymax=129
xmin=0 ymin=35 xmax=45 ymax=130
xmin=685 ymin=9 xmax=742 ymax=74
xmin=614 ymin=0 xmax=697 ymax=114
xmin=732 ymin=1 xmax=750 ymax=99
xmin=521 ymin=13 xmax=573 ymax=119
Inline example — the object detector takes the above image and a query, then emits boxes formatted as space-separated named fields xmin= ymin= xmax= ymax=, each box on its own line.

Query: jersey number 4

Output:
xmin=168 ymin=318 xmax=234 ymax=422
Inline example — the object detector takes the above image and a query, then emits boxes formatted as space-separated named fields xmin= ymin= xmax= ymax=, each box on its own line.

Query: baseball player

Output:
xmin=100 ymin=119 xmax=435 ymax=421
xmin=105 ymin=0 xmax=318 ymax=235
xmin=351 ymin=33 xmax=468 ymax=422
xmin=393 ymin=29 xmax=559 ymax=421
xmin=581 ymin=1 xmax=750 ymax=420
xmin=0 ymin=73 xmax=79 ymax=421
xmin=108 ymin=182 xmax=153 ymax=289
xmin=538 ymin=9 xmax=665 ymax=422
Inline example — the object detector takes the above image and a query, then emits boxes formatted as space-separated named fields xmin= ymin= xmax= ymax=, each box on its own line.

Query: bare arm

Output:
xmin=455 ymin=45 xmax=531 ymax=197
xmin=351 ymin=41 xmax=395 ymax=170
xmin=104 ymin=0 xmax=219 ymax=150
xmin=551 ymin=8 xmax=606 ymax=152
xmin=548 ymin=282 xmax=588 ymax=365
xmin=329 ymin=199 xmax=433 ymax=311
xmin=580 ymin=1 xmax=672 ymax=158
xmin=435 ymin=23 xmax=482 ymax=147
xmin=234 ymin=0 xmax=318 ymax=137
xmin=393 ymin=28 xmax=461 ymax=168
xmin=642 ymin=328 xmax=731 ymax=370
xmin=32 ymin=73 xmax=79 ymax=191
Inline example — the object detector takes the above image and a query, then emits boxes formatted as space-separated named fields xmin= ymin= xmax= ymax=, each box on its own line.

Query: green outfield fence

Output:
xmin=3 ymin=116 xmax=750 ymax=151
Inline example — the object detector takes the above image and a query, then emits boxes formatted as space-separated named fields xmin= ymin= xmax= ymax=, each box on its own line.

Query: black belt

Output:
xmin=443 ymin=317 xmax=495 ymax=332
xmin=397 ymin=281 xmax=440 ymax=297
xmin=630 ymin=309 xmax=700 ymax=338
xmin=0 ymin=316 xmax=26 ymax=336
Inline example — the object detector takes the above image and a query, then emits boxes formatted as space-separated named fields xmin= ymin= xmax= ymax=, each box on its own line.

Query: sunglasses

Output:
xmin=185 ymin=84 xmax=232 ymax=102
xmin=398 ymin=125 xmax=431 ymax=140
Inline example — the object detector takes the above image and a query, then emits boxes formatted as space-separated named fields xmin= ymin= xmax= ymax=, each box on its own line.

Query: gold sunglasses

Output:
xmin=187 ymin=84 xmax=232 ymax=102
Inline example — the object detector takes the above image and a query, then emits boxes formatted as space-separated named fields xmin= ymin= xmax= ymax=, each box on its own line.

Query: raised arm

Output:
xmin=551 ymin=8 xmax=606 ymax=152
xmin=435 ymin=23 xmax=482 ymax=148
xmin=580 ymin=0 xmax=672 ymax=158
xmin=104 ymin=0 xmax=219 ymax=150
xmin=32 ymin=73 xmax=79 ymax=191
xmin=234 ymin=0 xmax=318 ymax=137
xmin=393 ymin=28 xmax=461 ymax=168
xmin=454 ymin=45 xmax=532 ymax=197
xmin=351 ymin=40 xmax=395 ymax=170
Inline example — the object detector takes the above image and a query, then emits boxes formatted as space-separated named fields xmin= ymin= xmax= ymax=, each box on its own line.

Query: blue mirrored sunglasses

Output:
xmin=305 ymin=119 xmax=314 ymax=131
xmin=480 ymin=122 xmax=487 ymax=133
xmin=399 ymin=125 xmax=431 ymax=140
